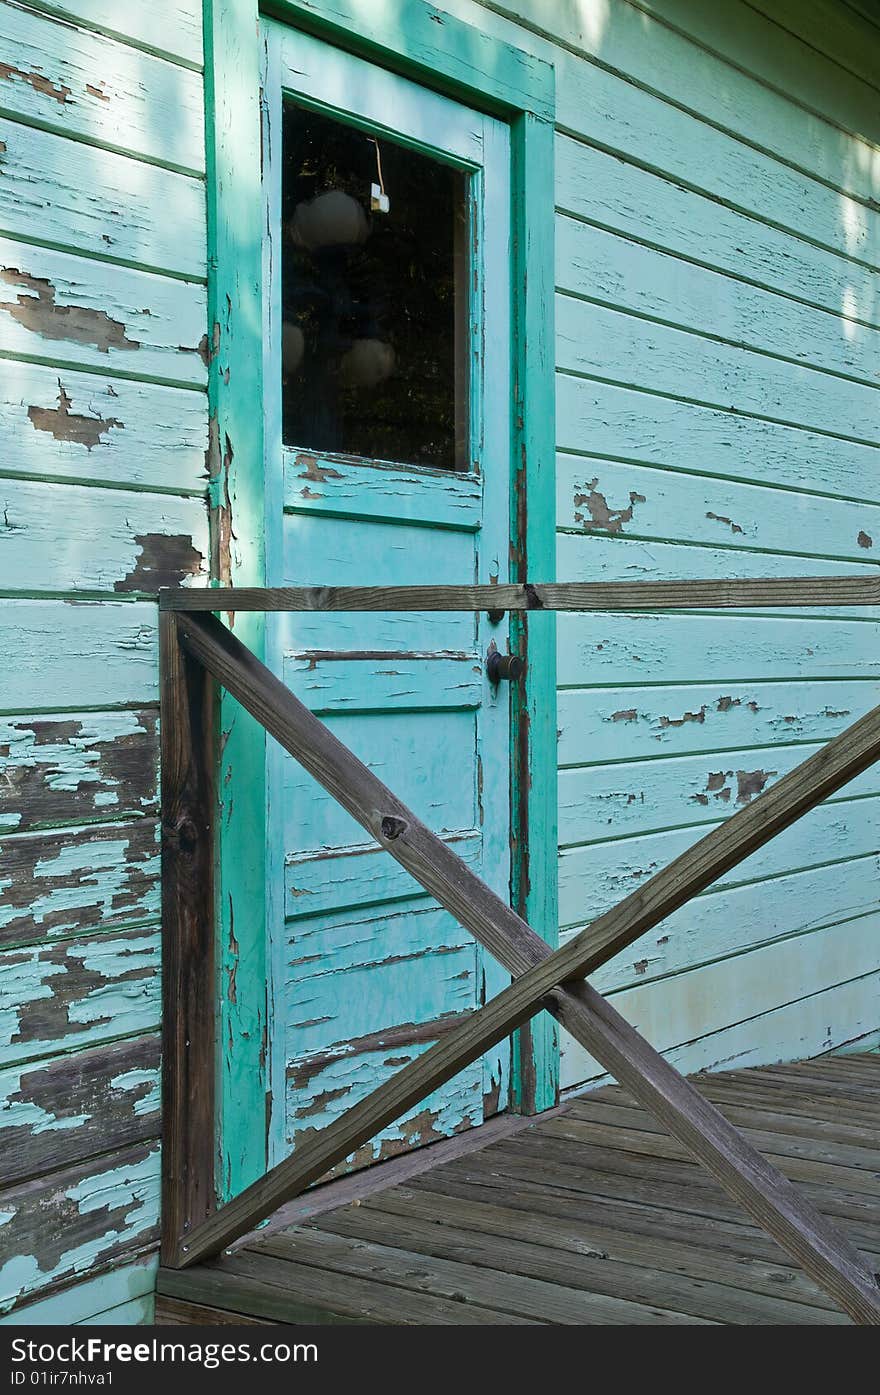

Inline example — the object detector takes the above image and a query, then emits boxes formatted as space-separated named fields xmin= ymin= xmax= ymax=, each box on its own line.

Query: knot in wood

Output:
xmin=176 ymin=816 xmax=199 ymax=853
xmin=380 ymin=814 xmax=408 ymax=841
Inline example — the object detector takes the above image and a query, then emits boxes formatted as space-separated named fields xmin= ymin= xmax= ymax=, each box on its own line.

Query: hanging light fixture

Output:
xmin=282 ymin=129 xmax=397 ymax=443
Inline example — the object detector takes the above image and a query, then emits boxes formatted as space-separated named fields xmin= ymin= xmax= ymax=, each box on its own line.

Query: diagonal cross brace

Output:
xmin=171 ymin=612 xmax=880 ymax=1323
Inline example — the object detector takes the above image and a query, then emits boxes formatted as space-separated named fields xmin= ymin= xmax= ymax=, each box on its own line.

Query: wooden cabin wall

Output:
xmin=1 ymin=0 xmax=878 ymax=1327
xmin=436 ymin=0 xmax=880 ymax=1087
xmin=0 ymin=0 xmax=209 ymax=1322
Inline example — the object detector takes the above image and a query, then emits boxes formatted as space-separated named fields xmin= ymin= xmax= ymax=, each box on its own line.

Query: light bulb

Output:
xmin=289 ymin=190 xmax=369 ymax=251
xmin=281 ymin=321 xmax=304 ymax=375
xmin=339 ymin=338 xmax=395 ymax=388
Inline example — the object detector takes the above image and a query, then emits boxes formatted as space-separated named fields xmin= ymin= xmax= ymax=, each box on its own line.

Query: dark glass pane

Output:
xmin=280 ymin=103 xmax=467 ymax=470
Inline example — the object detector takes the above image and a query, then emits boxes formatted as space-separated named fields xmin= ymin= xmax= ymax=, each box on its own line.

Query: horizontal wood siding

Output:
xmin=442 ymin=0 xmax=880 ymax=1089
xmin=0 ymin=0 xmax=207 ymax=1320
xmin=6 ymin=0 xmax=879 ymax=1323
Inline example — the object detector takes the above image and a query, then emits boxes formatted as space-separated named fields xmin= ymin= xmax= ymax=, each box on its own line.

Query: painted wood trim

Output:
xmin=283 ymin=450 xmax=483 ymax=531
xmin=261 ymin=0 xmax=554 ymax=118
xmin=202 ymin=0 xmax=268 ymax=1202
xmin=509 ymin=109 xmax=558 ymax=1113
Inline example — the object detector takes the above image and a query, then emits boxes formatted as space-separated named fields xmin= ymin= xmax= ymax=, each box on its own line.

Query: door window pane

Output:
xmin=281 ymin=102 xmax=468 ymax=470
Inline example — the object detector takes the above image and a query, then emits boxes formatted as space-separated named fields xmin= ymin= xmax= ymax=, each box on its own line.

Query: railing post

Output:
xmin=159 ymin=611 xmax=217 ymax=1265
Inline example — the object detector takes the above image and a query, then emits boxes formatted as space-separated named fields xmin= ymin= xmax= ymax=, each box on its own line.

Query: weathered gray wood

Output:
xmin=546 ymin=981 xmax=880 ymax=1322
xmin=316 ymin=1193 xmax=844 ymax=1324
xmin=0 ymin=1034 xmax=159 ymax=1186
xmin=159 ymin=613 xmax=216 ymax=1265
xmin=0 ymin=820 xmax=158 ymax=949
xmin=426 ymin=1151 xmax=880 ymax=1258
xmin=159 ymin=1249 xmax=535 ymax=1325
xmin=541 ymin=1112 xmax=880 ymax=1194
xmin=173 ymin=613 xmax=880 ymax=1321
xmin=394 ymin=1174 xmax=844 ymax=1310
xmin=0 ymin=710 xmax=158 ymax=835
xmin=740 ymin=1068 xmax=880 ymax=1106
xmin=0 ymin=1144 xmax=159 ymax=1311
xmin=756 ymin=1060 xmax=880 ymax=1093
xmin=160 ymin=575 xmax=880 ymax=611
xmin=251 ymin=1228 xmax=709 ymax=1325
xmin=153 ymin=1296 xmax=273 ymax=1324
xmin=699 ymin=1071 xmax=880 ymax=1119
xmin=412 ymin=1160 xmax=878 ymax=1264
xmin=478 ymin=1133 xmax=880 ymax=1243
xmin=569 ymin=1090 xmax=880 ymax=1154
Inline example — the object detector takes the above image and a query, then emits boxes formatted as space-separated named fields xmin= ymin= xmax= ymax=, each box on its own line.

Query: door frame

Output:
xmin=204 ymin=0 xmax=557 ymax=1201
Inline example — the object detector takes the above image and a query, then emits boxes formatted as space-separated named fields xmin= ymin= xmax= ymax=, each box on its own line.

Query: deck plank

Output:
xmin=159 ymin=1249 xmax=537 ymax=1325
xmin=542 ymin=1112 xmax=880 ymax=1180
xmin=730 ymin=1065 xmax=880 ymax=1103
xmin=315 ymin=1193 xmax=846 ymax=1324
xmin=471 ymin=1134 xmax=880 ymax=1234
xmin=405 ymin=1172 xmax=842 ymax=1304
xmin=250 ymin=1229 xmax=711 ymax=1325
xmin=624 ymin=1081 xmax=880 ymax=1145
xmin=429 ymin=1139 xmax=880 ymax=1247
xmin=568 ymin=1091 xmax=880 ymax=1152
xmin=159 ymin=1057 xmax=880 ymax=1324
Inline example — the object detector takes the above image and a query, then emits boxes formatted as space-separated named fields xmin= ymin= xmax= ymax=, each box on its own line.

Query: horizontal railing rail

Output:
xmin=159 ymin=580 xmax=880 ymax=1325
xmin=160 ymin=575 xmax=880 ymax=612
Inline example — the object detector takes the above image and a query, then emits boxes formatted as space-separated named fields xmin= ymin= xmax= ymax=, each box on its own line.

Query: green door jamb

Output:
xmin=203 ymin=0 xmax=268 ymax=1200
xmin=205 ymin=0 xmax=558 ymax=1199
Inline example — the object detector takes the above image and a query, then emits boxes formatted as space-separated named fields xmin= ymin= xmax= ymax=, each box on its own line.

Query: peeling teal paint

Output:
xmin=108 ymin=1068 xmax=161 ymax=1117
xmin=0 ymin=1148 xmax=159 ymax=1312
xmin=0 ymin=930 xmax=160 ymax=1066
xmin=2 ymin=1097 xmax=89 ymax=1136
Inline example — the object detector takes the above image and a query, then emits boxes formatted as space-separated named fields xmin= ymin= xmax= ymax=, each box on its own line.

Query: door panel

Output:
xmin=262 ymin=21 xmax=512 ymax=1167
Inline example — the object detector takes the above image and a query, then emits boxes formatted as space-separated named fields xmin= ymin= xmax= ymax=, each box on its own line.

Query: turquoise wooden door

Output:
xmin=261 ymin=24 xmax=514 ymax=1168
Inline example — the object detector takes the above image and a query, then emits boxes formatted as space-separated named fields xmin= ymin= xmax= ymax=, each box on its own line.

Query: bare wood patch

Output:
xmin=114 ymin=536 xmax=205 ymax=594
xmin=573 ymin=478 xmax=645 ymax=534
xmin=287 ymin=1012 xmax=472 ymax=1091
xmin=27 ymin=384 xmax=122 ymax=450
xmin=0 ymin=269 xmax=138 ymax=352
xmin=0 ymin=63 xmax=69 ymax=106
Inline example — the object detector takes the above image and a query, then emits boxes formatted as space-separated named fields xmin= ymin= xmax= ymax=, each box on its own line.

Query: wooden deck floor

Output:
xmin=156 ymin=1055 xmax=880 ymax=1325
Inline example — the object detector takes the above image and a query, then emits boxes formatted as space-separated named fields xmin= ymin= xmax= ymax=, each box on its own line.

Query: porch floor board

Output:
xmin=156 ymin=1055 xmax=880 ymax=1325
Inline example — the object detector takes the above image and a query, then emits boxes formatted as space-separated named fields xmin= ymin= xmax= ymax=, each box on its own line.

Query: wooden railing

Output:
xmin=158 ymin=578 xmax=880 ymax=1324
